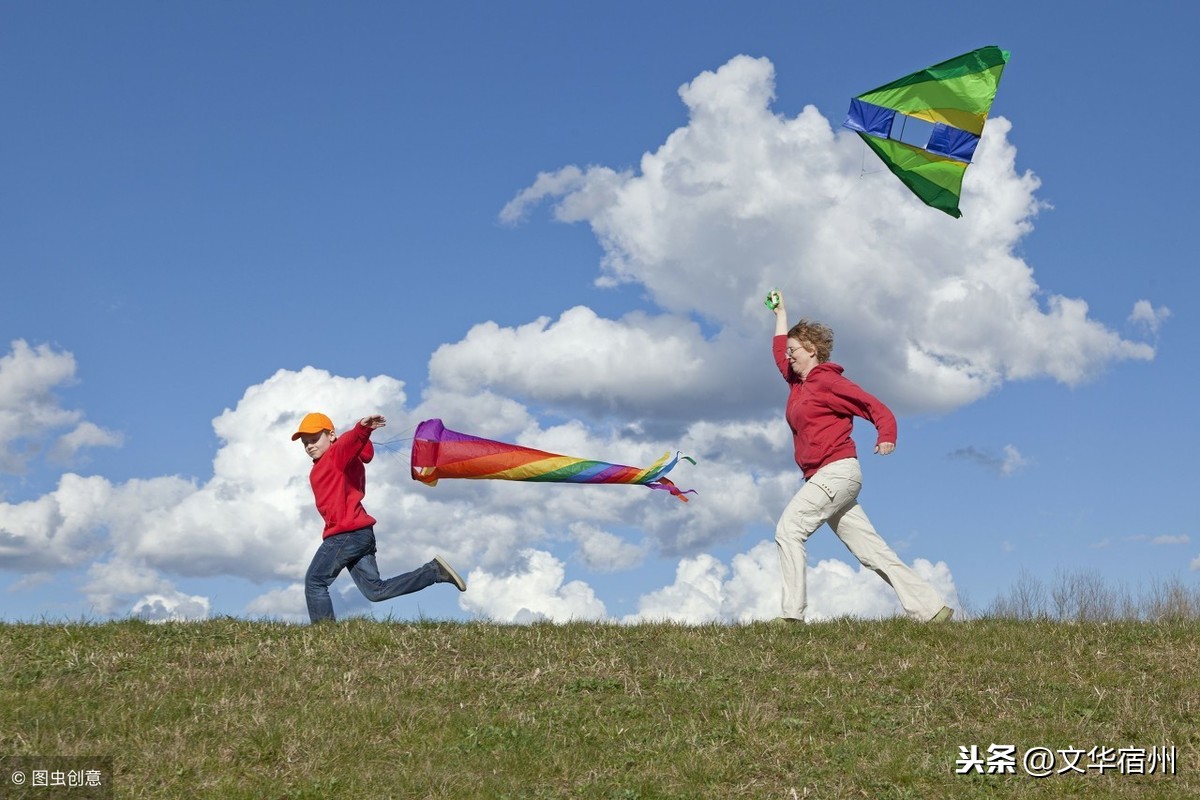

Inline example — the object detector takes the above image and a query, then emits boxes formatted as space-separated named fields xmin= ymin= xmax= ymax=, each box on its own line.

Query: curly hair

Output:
xmin=786 ymin=319 xmax=834 ymax=363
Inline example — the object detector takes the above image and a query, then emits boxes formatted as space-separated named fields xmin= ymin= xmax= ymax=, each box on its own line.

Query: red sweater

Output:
xmin=773 ymin=335 xmax=897 ymax=478
xmin=309 ymin=422 xmax=378 ymax=538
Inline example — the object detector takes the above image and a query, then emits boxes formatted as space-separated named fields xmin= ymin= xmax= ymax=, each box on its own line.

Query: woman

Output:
xmin=768 ymin=290 xmax=952 ymax=623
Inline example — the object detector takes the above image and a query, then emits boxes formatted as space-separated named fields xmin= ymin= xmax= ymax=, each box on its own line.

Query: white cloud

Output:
xmin=722 ymin=544 xmax=786 ymax=621
xmin=1128 ymin=300 xmax=1171 ymax=335
xmin=131 ymin=591 xmax=210 ymax=622
xmin=460 ymin=549 xmax=608 ymax=623
xmin=626 ymin=553 xmax=730 ymax=623
xmin=807 ymin=557 xmax=959 ymax=621
xmin=0 ymin=473 xmax=121 ymax=570
xmin=82 ymin=559 xmax=210 ymax=620
xmin=0 ymin=340 xmax=121 ymax=473
xmin=427 ymin=306 xmax=769 ymax=422
xmin=500 ymin=165 xmax=594 ymax=225
xmin=49 ymin=422 xmax=124 ymax=465
xmin=570 ymin=522 xmax=647 ymax=572
xmin=502 ymin=55 xmax=1157 ymax=415
xmin=624 ymin=542 xmax=959 ymax=624
xmin=245 ymin=584 xmax=308 ymax=622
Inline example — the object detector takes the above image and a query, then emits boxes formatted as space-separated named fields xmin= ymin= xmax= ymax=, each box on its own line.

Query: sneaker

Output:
xmin=768 ymin=616 xmax=804 ymax=626
xmin=929 ymin=606 xmax=954 ymax=623
xmin=433 ymin=555 xmax=466 ymax=592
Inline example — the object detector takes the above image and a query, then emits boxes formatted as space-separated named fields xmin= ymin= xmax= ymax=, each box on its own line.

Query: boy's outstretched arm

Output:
xmin=359 ymin=415 xmax=387 ymax=431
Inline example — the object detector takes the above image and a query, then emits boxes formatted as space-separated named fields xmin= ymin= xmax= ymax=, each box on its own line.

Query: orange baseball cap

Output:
xmin=291 ymin=412 xmax=335 ymax=441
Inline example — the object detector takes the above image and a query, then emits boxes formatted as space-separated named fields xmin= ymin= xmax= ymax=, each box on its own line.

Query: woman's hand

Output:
xmin=769 ymin=289 xmax=789 ymax=335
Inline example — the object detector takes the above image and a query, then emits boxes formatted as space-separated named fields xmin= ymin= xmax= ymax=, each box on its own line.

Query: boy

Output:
xmin=292 ymin=412 xmax=466 ymax=622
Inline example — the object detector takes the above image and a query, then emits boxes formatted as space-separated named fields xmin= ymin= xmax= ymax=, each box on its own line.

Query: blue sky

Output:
xmin=2 ymin=2 xmax=1195 ymax=623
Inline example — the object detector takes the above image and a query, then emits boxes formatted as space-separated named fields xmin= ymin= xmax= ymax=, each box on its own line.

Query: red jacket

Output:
xmin=773 ymin=335 xmax=897 ymax=478
xmin=309 ymin=421 xmax=378 ymax=538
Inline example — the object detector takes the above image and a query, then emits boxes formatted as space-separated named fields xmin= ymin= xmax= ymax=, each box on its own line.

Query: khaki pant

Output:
xmin=775 ymin=457 xmax=944 ymax=621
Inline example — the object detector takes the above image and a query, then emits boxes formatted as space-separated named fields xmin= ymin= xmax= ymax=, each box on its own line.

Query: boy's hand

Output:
xmin=360 ymin=415 xmax=387 ymax=430
xmin=875 ymin=442 xmax=895 ymax=456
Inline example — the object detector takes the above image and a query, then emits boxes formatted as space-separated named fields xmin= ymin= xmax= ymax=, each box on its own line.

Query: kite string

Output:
xmin=372 ymin=423 xmax=417 ymax=464
xmin=857 ymin=139 xmax=886 ymax=178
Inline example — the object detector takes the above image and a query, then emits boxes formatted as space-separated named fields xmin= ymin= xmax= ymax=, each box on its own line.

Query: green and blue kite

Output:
xmin=843 ymin=46 xmax=1010 ymax=218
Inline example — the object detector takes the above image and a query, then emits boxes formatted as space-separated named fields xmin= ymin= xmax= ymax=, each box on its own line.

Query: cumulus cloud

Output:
xmin=0 ymin=340 xmax=122 ymax=473
xmin=628 ymin=553 xmax=732 ymax=623
xmin=624 ymin=541 xmax=960 ymax=623
xmin=131 ymin=592 xmax=211 ymax=623
xmin=82 ymin=559 xmax=209 ymax=620
xmin=460 ymin=549 xmax=608 ymax=623
xmin=245 ymin=584 xmax=308 ymax=622
xmin=427 ymin=306 xmax=771 ymax=423
xmin=0 ymin=473 xmax=125 ymax=570
xmin=570 ymin=522 xmax=647 ymax=572
xmin=501 ymin=55 xmax=1157 ymax=415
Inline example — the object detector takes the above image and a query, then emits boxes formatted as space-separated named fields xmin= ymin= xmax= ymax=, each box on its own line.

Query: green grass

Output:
xmin=2 ymin=618 xmax=1197 ymax=798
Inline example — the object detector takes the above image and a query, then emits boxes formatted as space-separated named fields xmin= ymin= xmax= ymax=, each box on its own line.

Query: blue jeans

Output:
xmin=304 ymin=526 xmax=441 ymax=622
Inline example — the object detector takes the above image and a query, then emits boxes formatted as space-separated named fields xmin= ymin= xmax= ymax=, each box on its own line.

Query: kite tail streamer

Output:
xmin=645 ymin=475 xmax=697 ymax=502
xmin=641 ymin=453 xmax=697 ymax=502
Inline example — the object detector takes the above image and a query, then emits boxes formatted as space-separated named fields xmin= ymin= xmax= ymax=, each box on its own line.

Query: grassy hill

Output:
xmin=2 ymin=617 xmax=1197 ymax=798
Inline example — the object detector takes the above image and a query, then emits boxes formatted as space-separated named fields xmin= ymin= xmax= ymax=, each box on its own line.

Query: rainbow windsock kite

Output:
xmin=411 ymin=419 xmax=696 ymax=502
